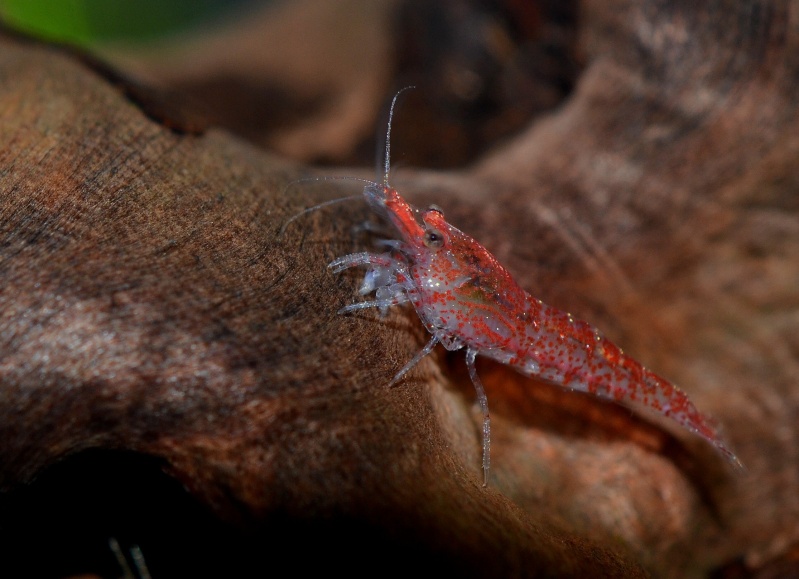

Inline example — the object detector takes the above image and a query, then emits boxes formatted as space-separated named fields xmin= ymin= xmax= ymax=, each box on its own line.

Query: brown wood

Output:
xmin=1 ymin=0 xmax=797 ymax=576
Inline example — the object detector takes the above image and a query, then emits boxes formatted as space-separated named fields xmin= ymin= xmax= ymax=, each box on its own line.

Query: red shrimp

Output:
xmin=291 ymin=88 xmax=742 ymax=485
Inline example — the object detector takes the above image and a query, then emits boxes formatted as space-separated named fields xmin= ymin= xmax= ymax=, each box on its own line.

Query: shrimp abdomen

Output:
xmin=508 ymin=296 xmax=741 ymax=467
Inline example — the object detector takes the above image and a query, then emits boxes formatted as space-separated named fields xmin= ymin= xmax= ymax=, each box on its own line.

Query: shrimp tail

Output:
xmin=588 ymin=339 xmax=741 ymax=468
xmin=514 ymin=299 xmax=743 ymax=469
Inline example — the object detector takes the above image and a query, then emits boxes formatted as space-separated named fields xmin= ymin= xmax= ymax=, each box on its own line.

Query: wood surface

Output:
xmin=1 ymin=1 xmax=797 ymax=576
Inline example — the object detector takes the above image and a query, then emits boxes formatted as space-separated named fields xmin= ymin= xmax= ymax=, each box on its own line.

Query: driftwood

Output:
xmin=1 ymin=1 xmax=798 ymax=576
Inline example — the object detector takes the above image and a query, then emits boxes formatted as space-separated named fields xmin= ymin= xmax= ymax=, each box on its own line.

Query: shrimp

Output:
xmin=290 ymin=88 xmax=743 ymax=485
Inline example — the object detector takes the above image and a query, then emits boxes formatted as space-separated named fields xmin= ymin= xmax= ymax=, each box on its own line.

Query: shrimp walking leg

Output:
xmin=338 ymin=293 xmax=410 ymax=314
xmin=466 ymin=348 xmax=491 ymax=486
xmin=328 ymin=252 xmax=398 ymax=273
xmin=389 ymin=334 xmax=440 ymax=386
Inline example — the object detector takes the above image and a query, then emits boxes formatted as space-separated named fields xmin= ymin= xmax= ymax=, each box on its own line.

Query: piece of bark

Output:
xmin=0 ymin=28 xmax=643 ymax=579
xmin=1 ymin=0 xmax=797 ymax=576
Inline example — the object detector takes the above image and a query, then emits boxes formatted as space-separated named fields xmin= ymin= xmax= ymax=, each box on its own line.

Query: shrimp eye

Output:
xmin=423 ymin=228 xmax=445 ymax=250
xmin=426 ymin=204 xmax=444 ymax=215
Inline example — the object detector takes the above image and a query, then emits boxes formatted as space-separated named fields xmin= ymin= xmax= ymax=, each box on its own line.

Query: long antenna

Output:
xmin=280 ymin=87 xmax=415 ymax=236
xmin=383 ymin=85 xmax=415 ymax=187
xmin=279 ymin=176 xmax=378 ymax=236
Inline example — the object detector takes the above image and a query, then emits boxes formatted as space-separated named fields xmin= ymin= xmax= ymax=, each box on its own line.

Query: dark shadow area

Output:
xmin=0 ymin=450 xmax=471 ymax=578
xmin=390 ymin=0 xmax=582 ymax=169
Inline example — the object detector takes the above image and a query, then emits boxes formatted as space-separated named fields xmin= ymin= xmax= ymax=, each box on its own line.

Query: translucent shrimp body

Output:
xmin=330 ymin=183 xmax=742 ymax=485
xmin=299 ymin=89 xmax=742 ymax=485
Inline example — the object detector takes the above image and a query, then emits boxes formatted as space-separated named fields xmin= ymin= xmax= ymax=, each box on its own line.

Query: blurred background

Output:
xmin=0 ymin=0 xmax=581 ymax=170
xmin=0 ymin=0 xmax=260 ymax=44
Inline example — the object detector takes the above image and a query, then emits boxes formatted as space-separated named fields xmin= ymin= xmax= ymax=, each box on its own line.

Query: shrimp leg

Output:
xmin=388 ymin=334 xmax=440 ymax=387
xmin=338 ymin=292 xmax=410 ymax=314
xmin=328 ymin=252 xmax=396 ymax=273
xmin=465 ymin=348 xmax=491 ymax=487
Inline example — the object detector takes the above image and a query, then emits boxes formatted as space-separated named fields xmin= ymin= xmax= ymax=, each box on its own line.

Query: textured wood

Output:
xmin=1 ymin=0 xmax=797 ymax=576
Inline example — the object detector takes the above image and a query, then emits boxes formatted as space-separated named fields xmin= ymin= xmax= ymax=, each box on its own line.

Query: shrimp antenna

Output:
xmin=279 ymin=176 xmax=378 ymax=236
xmin=382 ymin=85 xmax=416 ymax=187
xmin=280 ymin=86 xmax=415 ymax=236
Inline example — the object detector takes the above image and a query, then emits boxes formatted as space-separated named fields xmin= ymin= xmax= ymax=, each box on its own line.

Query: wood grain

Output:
xmin=1 ymin=1 xmax=797 ymax=576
